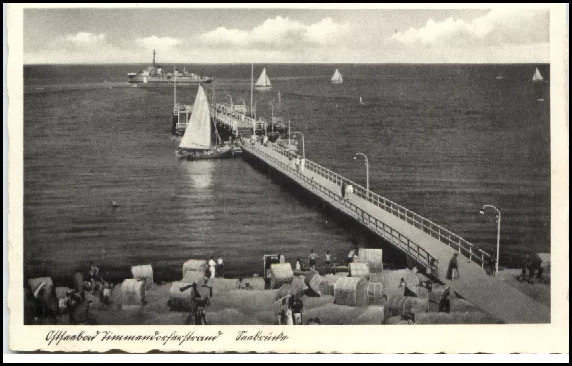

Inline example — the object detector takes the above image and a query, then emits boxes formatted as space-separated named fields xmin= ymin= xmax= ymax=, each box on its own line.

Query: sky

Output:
xmin=22 ymin=6 xmax=551 ymax=64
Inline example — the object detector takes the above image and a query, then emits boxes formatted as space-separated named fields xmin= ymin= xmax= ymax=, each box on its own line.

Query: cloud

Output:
xmin=135 ymin=36 xmax=181 ymax=52
xmin=391 ymin=9 xmax=549 ymax=46
xmin=199 ymin=27 xmax=249 ymax=47
xmin=198 ymin=16 xmax=350 ymax=49
xmin=65 ymin=32 xmax=106 ymax=47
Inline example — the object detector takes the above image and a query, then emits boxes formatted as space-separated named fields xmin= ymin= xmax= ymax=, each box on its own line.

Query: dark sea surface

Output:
xmin=23 ymin=63 xmax=550 ymax=281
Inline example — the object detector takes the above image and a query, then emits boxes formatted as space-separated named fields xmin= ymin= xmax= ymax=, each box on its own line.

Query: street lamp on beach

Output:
xmin=293 ymin=131 xmax=305 ymax=160
xmin=480 ymin=205 xmax=501 ymax=277
xmin=353 ymin=153 xmax=369 ymax=191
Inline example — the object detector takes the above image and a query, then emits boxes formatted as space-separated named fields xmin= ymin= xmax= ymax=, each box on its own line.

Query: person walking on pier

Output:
xmin=308 ymin=249 xmax=319 ymax=270
xmin=341 ymin=182 xmax=347 ymax=198
xmin=345 ymin=184 xmax=354 ymax=200
xmin=446 ymin=253 xmax=460 ymax=281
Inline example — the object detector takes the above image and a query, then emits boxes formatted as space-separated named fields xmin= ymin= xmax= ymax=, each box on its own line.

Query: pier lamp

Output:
xmin=293 ymin=131 xmax=305 ymax=160
xmin=479 ymin=205 xmax=501 ymax=277
xmin=353 ymin=153 xmax=369 ymax=191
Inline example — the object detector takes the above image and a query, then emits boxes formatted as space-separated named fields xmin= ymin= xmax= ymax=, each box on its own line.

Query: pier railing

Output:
xmin=214 ymin=103 xmax=266 ymax=131
xmin=243 ymin=141 xmax=440 ymax=276
xmin=267 ymin=142 xmax=491 ymax=268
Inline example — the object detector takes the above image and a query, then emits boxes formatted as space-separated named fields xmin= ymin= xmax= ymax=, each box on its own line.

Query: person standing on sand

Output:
xmin=216 ymin=256 xmax=224 ymax=278
xmin=88 ymin=262 xmax=99 ymax=294
xmin=308 ymin=249 xmax=319 ymax=270
xmin=380 ymin=294 xmax=389 ymax=324
xmin=295 ymin=258 xmax=302 ymax=271
xmin=325 ymin=250 xmax=332 ymax=272
xmin=208 ymin=257 xmax=216 ymax=279
xmin=291 ymin=295 xmax=304 ymax=325
xmin=446 ymin=253 xmax=460 ymax=281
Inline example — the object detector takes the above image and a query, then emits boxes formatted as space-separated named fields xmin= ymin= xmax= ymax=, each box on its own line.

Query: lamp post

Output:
xmin=479 ymin=205 xmax=501 ymax=277
xmin=353 ymin=153 xmax=369 ymax=191
xmin=293 ymin=131 xmax=305 ymax=160
xmin=270 ymin=100 xmax=275 ymax=135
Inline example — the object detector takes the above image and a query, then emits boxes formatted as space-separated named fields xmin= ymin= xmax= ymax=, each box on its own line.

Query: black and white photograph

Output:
xmin=5 ymin=3 xmax=569 ymax=355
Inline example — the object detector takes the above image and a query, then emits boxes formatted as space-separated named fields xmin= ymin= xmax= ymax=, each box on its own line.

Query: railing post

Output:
xmin=469 ymin=246 xmax=472 ymax=263
xmin=481 ymin=253 xmax=484 ymax=268
xmin=458 ymin=237 xmax=462 ymax=254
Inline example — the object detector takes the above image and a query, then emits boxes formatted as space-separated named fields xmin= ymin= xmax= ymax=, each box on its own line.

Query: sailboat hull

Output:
xmin=177 ymin=146 xmax=241 ymax=161
xmin=255 ymin=86 xmax=272 ymax=91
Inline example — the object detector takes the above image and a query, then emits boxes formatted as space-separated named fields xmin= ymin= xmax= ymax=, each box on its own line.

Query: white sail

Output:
xmin=532 ymin=67 xmax=544 ymax=82
xmin=255 ymin=68 xmax=272 ymax=88
xmin=179 ymin=85 xmax=212 ymax=150
xmin=331 ymin=69 xmax=343 ymax=83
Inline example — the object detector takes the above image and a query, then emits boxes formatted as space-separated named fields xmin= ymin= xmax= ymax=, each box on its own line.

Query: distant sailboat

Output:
xmin=255 ymin=68 xmax=272 ymax=90
xmin=532 ymin=67 xmax=544 ymax=82
xmin=177 ymin=85 xmax=233 ymax=160
xmin=496 ymin=74 xmax=504 ymax=80
xmin=359 ymin=96 xmax=365 ymax=105
xmin=331 ymin=69 xmax=343 ymax=84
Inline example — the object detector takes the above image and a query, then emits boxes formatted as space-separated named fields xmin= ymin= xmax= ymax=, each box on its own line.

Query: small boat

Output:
xmin=495 ymin=74 xmax=504 ymax=80
xmin=359 ymin=96 xmax=365 ymax=105
xmin=255 ymin=68 xmax=272 ymax=91
xmin=532 ymin=67 xmax=544 ymax=82
xmin=331 ymin=68 xmax=343 ymax=84
xmin=176 ymin=84 xmax=233 ymax=161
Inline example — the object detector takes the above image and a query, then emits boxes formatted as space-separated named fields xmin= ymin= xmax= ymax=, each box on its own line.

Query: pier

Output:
xmin=211 ymin=96 xmax=549 ymax=323
xmin=239 ymin=138 xmax=550 ymax=324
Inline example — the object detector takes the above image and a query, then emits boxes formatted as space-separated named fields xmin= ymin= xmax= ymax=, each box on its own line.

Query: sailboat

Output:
xmin=331 ymin=69 xmax=343 ymax=84
xmin=532 ymin=67 xmax=544 ymax=82
xmin=359 ymin=96 xmax=365 ymax=105
xmin=495 ymin=74 xmax=504 ymax=80
xmin=255 ymin=68 xmax=272 ymax=90
xmin=176 ymin=84 xmax=233 ymax=161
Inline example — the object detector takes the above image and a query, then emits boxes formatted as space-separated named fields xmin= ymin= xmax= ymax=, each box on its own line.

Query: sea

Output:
xmin=22 ymin=63 xmax=551 ymax=282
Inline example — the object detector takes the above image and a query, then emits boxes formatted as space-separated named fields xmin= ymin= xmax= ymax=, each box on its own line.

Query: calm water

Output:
xmin=23 ymin=64 xmax=550 ymax=280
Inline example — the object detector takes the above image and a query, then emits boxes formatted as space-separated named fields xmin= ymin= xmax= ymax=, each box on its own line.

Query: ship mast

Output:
xmin=173 ymin=66 xmax=177 ymax=108
xmin=250 ymin=64 xmax=254 ymax=118
xmin=153 ymin=49 xmax=156 ymax=68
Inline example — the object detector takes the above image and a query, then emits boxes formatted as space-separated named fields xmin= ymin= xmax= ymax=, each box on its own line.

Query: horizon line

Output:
xmin=24 ymin=61 xmax=551 ymax=66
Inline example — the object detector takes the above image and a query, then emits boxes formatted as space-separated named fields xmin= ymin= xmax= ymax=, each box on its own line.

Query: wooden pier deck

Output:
xmin=240 ymin=139 xmax=550 ymax=324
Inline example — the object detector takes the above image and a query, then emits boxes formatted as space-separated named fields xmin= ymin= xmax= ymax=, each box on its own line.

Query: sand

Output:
xmin=27 ymin=268 xmax=550 ymax=325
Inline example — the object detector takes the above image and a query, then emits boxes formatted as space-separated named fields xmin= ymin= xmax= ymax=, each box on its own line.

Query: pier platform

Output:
xmin=240 ymin=139 xmax=550 ymax=324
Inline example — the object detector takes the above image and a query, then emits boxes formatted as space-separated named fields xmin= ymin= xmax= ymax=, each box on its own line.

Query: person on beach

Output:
xmin=446 ymin=253 xmax=460 ymax=281
xmin=308 ymin=249 xmax=319 ymax=270
xmin=216 ymin=256 xmax=224 ymax=278
xmin=347 ymin=249 xmax=356 ymax=265
xmin=520 ymin=254 xmax=531 ymax=282
xmin=291 ymin=295 xmax=304 ymax=325
xmin=88 ymin=262 xmax=99 ymax=294
xmin=295 ymin=258 xmax=302 ymax=271
xmin=279 ymin=254 xmax=286 ymax=264
xmin=325 ymin=250 xmax=332 ymax=272
xmin=208 ymin=257 xmax=216 ymax=279
xmin=380 ymin=294 xmax=389 ymax=324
